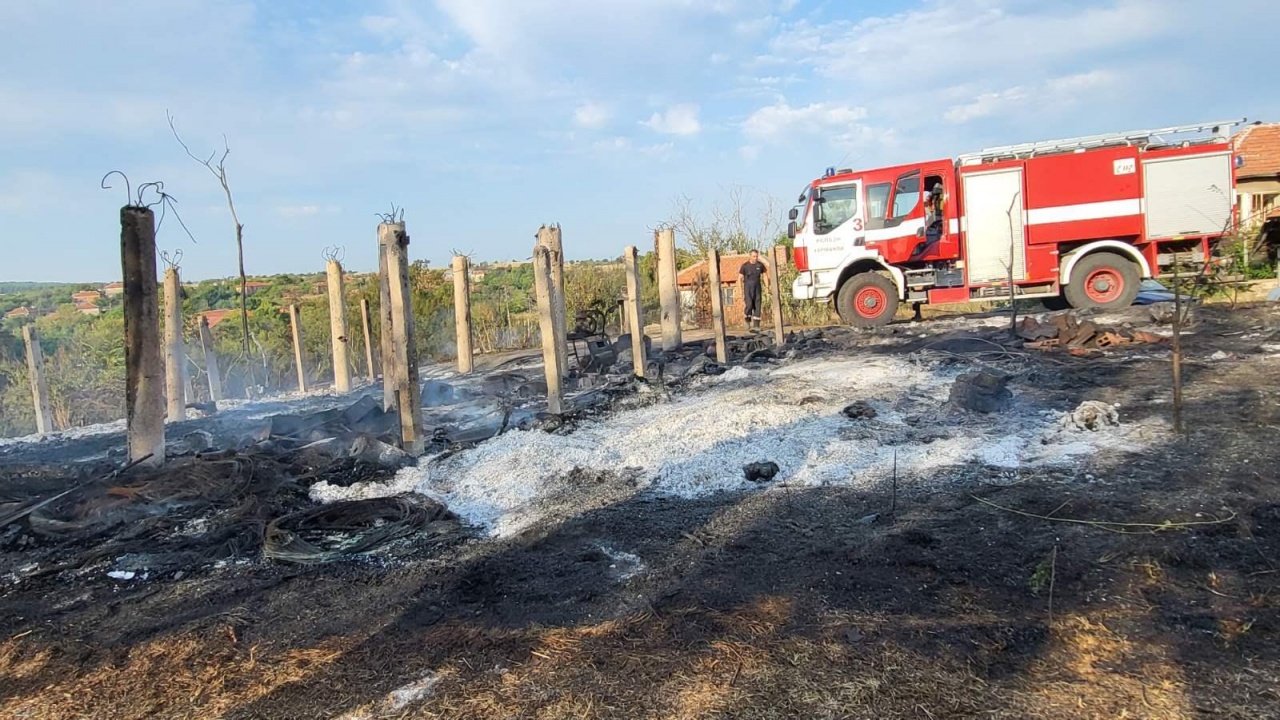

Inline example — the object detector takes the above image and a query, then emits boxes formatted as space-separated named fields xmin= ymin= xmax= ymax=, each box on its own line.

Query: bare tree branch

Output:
xmin=167 ymin=110 xmax=253 ymax=383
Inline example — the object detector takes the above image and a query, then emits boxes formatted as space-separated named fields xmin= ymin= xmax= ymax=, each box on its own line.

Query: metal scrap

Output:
xmin=262 ymin=496 xmax=449 ymax=565
xmin=1018 ymin=313 xmax=1168 ymax=353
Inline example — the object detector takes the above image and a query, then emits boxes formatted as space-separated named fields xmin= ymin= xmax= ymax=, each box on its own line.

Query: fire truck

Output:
xmin=787 ymin=120 xmax=1243 ymax=327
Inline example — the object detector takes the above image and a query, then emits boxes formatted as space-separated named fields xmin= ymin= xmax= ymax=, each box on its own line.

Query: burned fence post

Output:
xmin=624 ymin=245 xmax=648 ymax=378
xmin=533 ymin=235 xmax=565 ymax=414
xmin=163 ymin=267 xmax=186 ymax=422
xmin=289 ymin=304 xmax=308 ymax=393
xmin=121 ymin=205 xmax=165 ymax=467
xmin=360 ymin=297 xmax=377 ymax=381
xmin=377 ymin=233 xmax=396 ymax=411
xmin=767 ymin=245 xmax=787 ymax=346
xmin=453 ymin=255 xmax=474 ymax=374
xmin=381 ymin=220 xmax=425 ymax=454
xmin=21 ymin=325 xmax=53 ymax=434
xmin=707 ymin=248 xmax=728 ymax=364
xmin=657 ymin=227 xmax=683 ymax=352
xmin=326 ymin=259 xmax=352 ymax=393
xmin=536 ymin=225 xmax=568 ymax=375
xmin=198 ymin=315 xmax=223 ymax=402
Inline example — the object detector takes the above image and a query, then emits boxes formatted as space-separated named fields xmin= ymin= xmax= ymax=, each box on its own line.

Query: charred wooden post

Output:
xmin=120 ymin=206 xmax=165 ymax=467
xmin=623 ymin=245 xmax=648 ymax=378
xmin=707 ymin=248 xmax=728 ymax=364
xmin=360 ymin=297 xmax=377 ymax=381
xmin=534 ymin=228 xmax=565 ymax=413
xmin=657 ymin=227 xmax=682 ymax=351
xmin=377 ymin=235 xmax=396 ymax=410
xmin=452 ymin=255 xmax=474 ymax=374
xmin=326 ymin=259 xmax=352 ymax=393
xmin=536 ymin=225 xmax=568 ymax=374
xmin=289 ymin=304 xmax=307 ymax=393
xmin=163 ymin=267 xmax=186 ymax=422
xmin=767 ymin=245 xmax=787 ymax=346
xmin=381 ymin=221 xmax=425 ymax=454
xmin=21 ymin=325 xmax=53 ymax=434
xmin=198 ymin=315 xmax=223 ymax=402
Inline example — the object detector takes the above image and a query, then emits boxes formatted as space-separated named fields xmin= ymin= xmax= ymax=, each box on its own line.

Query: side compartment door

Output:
xmin=960 ymin=166 xmax=1028 ymax=284
xmin=805 ymin=181 xmax=865 ymax=270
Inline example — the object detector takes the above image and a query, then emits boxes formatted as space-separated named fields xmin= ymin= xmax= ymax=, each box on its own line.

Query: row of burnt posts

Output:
xmin=19 ymin=208 xmax=785 ymax=467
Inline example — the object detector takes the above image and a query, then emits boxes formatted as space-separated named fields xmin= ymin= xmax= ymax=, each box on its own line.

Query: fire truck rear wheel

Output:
xmin=1064 ymin=252 xmax=1140 ymax=310
xmin=836 ymin=273 xmax=899 ymax=328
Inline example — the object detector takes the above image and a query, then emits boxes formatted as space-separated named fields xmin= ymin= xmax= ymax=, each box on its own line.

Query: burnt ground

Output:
xmin=1 ymin=304 xmax=1279 ymax=719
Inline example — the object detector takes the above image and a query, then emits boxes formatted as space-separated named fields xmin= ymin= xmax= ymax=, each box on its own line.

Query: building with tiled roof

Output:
xmin=1233 ymin=122 xmax=1280 ymax=225
xmin=676 ymin=248 xmax=789 ymax=327
xmin=199 ymin=309 xmax=237 ymax=329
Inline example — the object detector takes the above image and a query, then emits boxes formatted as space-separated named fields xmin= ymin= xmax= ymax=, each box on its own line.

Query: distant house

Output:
xmin=73 ymin=299 xmax=100 ymax=316
xmin=103 ymin=282 xmax=124 ymax=298
xmin=244 ymin=281 xmax=270 ymax=297
xmin=1233 ymin=122 xmax=1280 ymax=250
xmin=676 ymin=248 xmax=790 ymax=327
xmin=199 ymin=309 xmax=237 ymax=329
xmin=72 ymin=290 xmax=102 ymax=304
xmin=4 ymin=306 xmax=32 ymax=320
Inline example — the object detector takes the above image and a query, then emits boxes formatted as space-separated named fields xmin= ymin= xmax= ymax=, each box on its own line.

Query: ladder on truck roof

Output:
xmin=957 ymin=119 xmax=1245 ymax=165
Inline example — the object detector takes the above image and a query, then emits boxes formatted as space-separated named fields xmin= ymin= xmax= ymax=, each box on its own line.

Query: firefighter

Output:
xmin=739 ymin=249 xmax=767 ymax=330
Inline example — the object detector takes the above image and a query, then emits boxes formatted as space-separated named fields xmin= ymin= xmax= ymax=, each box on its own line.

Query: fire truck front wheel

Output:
xmin=1064 ymin=252 xmax=1141 ymax=310
xmin=836 ymin=273 xmax=900 ymax=328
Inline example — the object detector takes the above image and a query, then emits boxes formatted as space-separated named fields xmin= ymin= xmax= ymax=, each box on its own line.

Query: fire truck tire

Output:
xmin=836 ymin=273 xmax=899 ymax=328
xmin=1063 ymin=252 xmax=1140 ymax=310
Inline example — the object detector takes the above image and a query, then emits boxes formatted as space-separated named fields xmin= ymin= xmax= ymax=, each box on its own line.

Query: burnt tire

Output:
xmin=836 ymin=273 xmax=899 ymax=328
xmin=1063 ymin=252 xmax=1140 ymax=310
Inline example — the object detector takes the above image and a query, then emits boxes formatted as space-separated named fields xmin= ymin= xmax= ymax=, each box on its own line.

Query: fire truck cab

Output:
xmin=788 ymin=120 xmax=1242 ymax=327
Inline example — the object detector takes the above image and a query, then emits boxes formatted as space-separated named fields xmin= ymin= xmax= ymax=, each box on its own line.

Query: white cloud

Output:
xmin=944 ymin=71 xmax=1118 ymax=124
xmin=742 ymin=101 xmax=870 ymax=146
xmin=771 ymin=1 xmax=1171 ymax=87
xmin=643 ymin=104 xmax=702 ymax=136
xmin=591 ymin=136 xmax=675 ymax=158
xmin=276 ymin=205 xmax=319 ymax=217
xmin=275 ymin=204 xmax=341 ymax=218
xmin=573 ymin=101 xmax=612 ymax=129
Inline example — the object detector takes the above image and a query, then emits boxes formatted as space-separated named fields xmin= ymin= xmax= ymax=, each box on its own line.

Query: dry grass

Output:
xmin=1 ymin=596 xmax=1262 ymax=719
xmin=0 ymin=630 xmax=355 ymax=720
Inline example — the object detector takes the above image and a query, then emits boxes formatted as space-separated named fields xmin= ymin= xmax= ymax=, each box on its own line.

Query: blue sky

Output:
xmin=0 ymin=0 xmax=1274 ymax=283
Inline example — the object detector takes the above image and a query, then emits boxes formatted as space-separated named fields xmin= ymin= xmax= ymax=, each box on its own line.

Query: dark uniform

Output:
xmin=740 ymin=258 xmax=766 ymax=328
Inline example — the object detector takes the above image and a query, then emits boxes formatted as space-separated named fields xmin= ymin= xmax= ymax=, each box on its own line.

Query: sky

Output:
xmin=0 ymin=0 xmax=1275 ymax=283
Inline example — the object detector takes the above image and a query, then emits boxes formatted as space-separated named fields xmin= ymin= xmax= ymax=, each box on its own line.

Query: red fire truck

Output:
xmin=787 ymin=120 xmax=1243 ymax=326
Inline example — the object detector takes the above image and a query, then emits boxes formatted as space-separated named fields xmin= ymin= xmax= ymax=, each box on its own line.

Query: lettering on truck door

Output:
xmin=807 ymin=181 xmax=863 ymax=269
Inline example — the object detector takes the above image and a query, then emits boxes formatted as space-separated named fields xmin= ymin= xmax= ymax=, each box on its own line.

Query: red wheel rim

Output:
xmin=1084 ymin=268 xmax=1123 ymax=303
xmin=854 ymin=286 xmax=888 ymax=318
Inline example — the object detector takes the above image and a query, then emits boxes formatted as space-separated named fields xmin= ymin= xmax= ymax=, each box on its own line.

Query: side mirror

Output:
xmin=787 ymin=221 xmax=797 ymax=239
xmin=788 ymin=208 xmax=799 ymax=221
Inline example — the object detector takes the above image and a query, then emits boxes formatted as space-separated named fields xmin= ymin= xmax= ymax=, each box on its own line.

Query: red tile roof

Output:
xmin=678 ymin=255 xmax=751 ymax=287
xmin=676 ymin=248 xmax=789 ymax=287
xmin=1233 ymin=123 xmax=1280 ymax=180
xmin=200 ymin=309 xmax=236 ymax=328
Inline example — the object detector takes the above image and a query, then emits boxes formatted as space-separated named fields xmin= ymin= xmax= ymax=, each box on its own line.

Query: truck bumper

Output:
xmin=791 ymin=272 xmax=816 ymax=301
